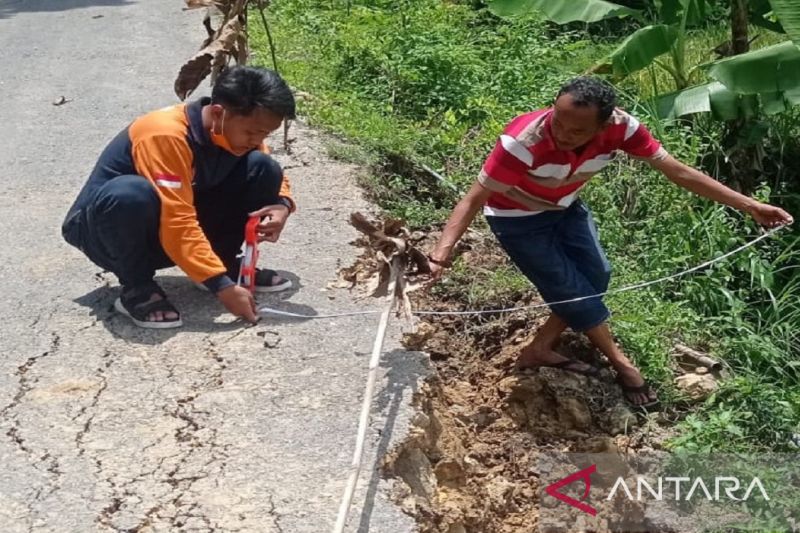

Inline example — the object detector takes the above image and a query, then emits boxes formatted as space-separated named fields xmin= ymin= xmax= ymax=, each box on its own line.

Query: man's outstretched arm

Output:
xmin=649 ymin=154 xmax=794 ymax=228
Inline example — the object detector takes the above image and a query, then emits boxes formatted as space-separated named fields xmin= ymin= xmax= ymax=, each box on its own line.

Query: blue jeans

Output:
xmin=486 ymin=201 xmax=612 ymax=332
xmin=61 ymin=151 xmax=283 ymax=288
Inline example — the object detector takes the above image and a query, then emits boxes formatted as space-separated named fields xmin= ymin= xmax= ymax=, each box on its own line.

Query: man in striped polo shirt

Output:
xmin=428 ymin=77 xmax=793 ymax=407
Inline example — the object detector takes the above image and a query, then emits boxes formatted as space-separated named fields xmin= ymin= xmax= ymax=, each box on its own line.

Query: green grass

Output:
xmin=252 ymin=0 xmax=800 ymax=452
xmin=437 ymin=260 xmax=532 ymax=309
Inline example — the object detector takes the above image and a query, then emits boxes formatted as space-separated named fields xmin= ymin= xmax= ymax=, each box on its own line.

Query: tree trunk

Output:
xmin=731 ymin=0 xmax=750 ymax=54
xmin=722 ymin=0 xmax=756 ymax=193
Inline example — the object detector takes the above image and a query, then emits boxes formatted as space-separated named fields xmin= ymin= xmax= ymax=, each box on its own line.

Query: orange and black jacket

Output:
xmin=70 ymin=97 xmax=294 ymax=292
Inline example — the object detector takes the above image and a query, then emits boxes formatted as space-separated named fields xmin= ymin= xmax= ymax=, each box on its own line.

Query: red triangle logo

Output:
xmin=544 ymin=464 xmax=597 ymax=516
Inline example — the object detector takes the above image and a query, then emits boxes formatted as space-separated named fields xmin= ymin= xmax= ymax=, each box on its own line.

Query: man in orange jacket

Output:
xmin=62 ymin=66 xmax=296 ymax=329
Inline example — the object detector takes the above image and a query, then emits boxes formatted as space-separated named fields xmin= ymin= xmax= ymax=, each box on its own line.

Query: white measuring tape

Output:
xmin=259 ymin=226 xmax=787 ymax=320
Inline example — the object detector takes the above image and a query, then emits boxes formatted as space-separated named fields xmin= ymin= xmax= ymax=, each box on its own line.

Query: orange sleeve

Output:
xmin=131 ymin=134 xmax=227 ymax=283
xmin=261 ymin=142 xmax=296 ymax=212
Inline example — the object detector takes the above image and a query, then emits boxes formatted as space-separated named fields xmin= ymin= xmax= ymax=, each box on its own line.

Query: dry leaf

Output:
xmin=176 ymin=0 xmax=252 ymax=99
xmin=202 ymin=13 xmax=216 ymax=44
xmin=347 ymin=212 xmax=431 ymax=318
xmin=235 ymin=31 xmax=249 ymax=65
xmin=210 ymin=51 xmax=229 ymax=86
xmin=174 ymin=17 xmax=243 ymax=100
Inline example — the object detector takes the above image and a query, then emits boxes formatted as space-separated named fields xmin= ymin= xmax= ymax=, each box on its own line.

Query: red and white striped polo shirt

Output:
xmin=479 ymin=107 xmax=668 ymax=216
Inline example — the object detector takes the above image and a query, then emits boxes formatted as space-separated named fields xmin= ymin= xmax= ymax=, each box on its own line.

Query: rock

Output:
xmin=581 ymin=436 xmax=618 ymax=453
xmin=464 ymin=442 xmax=493 ymax=465
xmin=463 ymin=454 xmax=481 ymax=472
xmin=539 ymin=367 xmax=588 ymax=393
xmin=644 ymin=500 xmax=691 ymax=532
xmin=468 ymin=405 xmax=499 ymax=429
xmin=434 ymin=458 xmax=466 ymax=487
xmin=557 ymin=397 xmax=593 ymax=430
xmin=486 ymin=476 xmax=515 ymax=509
xmin=411 ymin=412 xmax=431 ymax=429
xmin=402 ymin=321 xmax=437 ymax=350
xmin=606 ymin=405 xmax=638 ymax=434
xmin=497 ymin=375 xmax=545 ymax=398
xmin=695 ymin=366 xmax=709 ymax=375
xmin=393 ymin=447 xmax=436 ymax=501
xmin=675 ymin=372 xmax=718 ymax=401
xmin=447 ymin=524 xmax=467 ymax=533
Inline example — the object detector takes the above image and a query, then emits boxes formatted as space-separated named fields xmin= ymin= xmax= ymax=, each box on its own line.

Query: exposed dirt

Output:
xmin=339 ymin=227 xmax=682 ymax=533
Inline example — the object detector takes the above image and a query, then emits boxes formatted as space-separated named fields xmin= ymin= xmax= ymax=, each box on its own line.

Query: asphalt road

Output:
xmin=0 ymin=1 xmax=425 ymax=531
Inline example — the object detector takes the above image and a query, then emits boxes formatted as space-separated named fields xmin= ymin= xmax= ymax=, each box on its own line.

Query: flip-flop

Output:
xmin=616 ymin=375 xmax=660 ymax=410
xmin=519 ymin=358 xmax=601 ymax=377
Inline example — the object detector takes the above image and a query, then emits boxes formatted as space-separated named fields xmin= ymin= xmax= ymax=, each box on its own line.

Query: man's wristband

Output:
xmin=427 ymin=254 xmax=453 ymax=268
xmin=278 ymin=197 xmax=293 ymax=211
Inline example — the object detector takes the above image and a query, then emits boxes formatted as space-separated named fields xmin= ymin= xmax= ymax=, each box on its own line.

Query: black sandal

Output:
xmin=114 ymin=282 xmax=183 ymax=329
xmin=252 ymin=268 xmax=292 ymax=293
xmin=616 ymin=375 xmax=660 ymax=410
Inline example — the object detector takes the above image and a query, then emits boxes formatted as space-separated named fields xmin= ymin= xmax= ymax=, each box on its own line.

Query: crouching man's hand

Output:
xmin=217 ymin=285 xmax=259 ymax=324
xmin=250 ymin=204 xmax=290 ymax=243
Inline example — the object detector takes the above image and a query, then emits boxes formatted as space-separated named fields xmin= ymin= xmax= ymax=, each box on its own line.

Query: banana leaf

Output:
xmin=751 ymin=0 xmax=785 ymax=33
xmin=707 ymin=41 xmax=800 ymax=95
xmin=656 ymin=0 xmax=707 ymax=26
xmin=657 ymin=81 xmax=765 ymax=120
xmin=488 ymin=0 xmax=641 ymax=23
xmin=602 ymin=24 xmax=678 ymax=76
xmin=769 ymin=0 xmax=800 ymax=44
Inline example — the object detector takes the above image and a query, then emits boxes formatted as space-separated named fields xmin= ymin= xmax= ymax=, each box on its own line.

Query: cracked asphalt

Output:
xmin=0 ymin=1 xmax=425 ymax=531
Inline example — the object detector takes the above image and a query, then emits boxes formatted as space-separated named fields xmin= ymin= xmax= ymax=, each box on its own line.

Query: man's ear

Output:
xmin=210 ymin=104 xmax=225 ymax=118
xmin=209 ymin=104 xmax=226 ymax=134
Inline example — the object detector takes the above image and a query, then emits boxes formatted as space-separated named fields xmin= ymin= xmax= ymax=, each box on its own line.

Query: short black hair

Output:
xmin=212 ymin=66 xmax=296 ymax=119
xmin=556 ymin=77 xmax=617 ymax=123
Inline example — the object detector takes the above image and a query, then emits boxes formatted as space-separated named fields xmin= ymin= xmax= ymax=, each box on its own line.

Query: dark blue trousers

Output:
xmin=62 ymin=151 xmax=283 ymax=288
xmin=486 ymin=201 xmax=613 ymax=332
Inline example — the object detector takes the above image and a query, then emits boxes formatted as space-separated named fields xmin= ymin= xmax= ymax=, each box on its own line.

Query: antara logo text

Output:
xmin=607 ymin=476 xmax=770 ymax=502
xmin=546 ymin=464 xmax=770 ymax=516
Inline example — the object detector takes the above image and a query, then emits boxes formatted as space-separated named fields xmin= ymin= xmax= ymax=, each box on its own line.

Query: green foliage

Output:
xmin=254 ymin=0 xmax=596 ymax=207
xmin=669 ymin=376 xmax=799 ymax=452
xmin=499 ymin=0 xmax=799 ymax=121
xmin=438 ymin=260 xmax=532 ymax=308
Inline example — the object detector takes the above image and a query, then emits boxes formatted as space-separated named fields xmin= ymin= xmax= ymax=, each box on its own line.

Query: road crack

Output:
xmin=99 ymin=337 xmax=231 ymax=530
xmin=1 ymin=332 xmax=61 ymax=419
